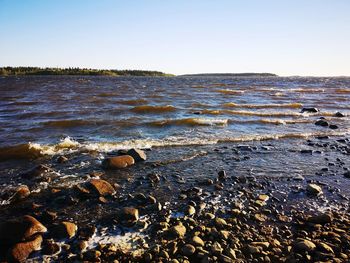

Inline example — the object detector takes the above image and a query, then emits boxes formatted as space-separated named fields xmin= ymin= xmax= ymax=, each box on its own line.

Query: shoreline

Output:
xmin=0 ymin=136 xmax=349 ymax=262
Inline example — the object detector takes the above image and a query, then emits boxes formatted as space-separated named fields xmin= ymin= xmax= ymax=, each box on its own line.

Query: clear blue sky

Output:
xmin=1 ymin=0 xmax=349 ymax=76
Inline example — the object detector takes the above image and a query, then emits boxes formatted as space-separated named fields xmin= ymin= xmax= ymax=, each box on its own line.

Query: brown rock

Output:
xmin=294 ymin=239 xmax=316 ymax=252
xmin=88 ymin=179 xmax=115 ymax=196
xmin=9 ymin=185 xmax=30 ymax=203
xmin=127 ymin=149 xmax=147 ymax=162
xmin=118 ymin=207 xmax=139 ymax=225
xmin=51 ymin=221 xmax=78 ymax=239
xmin=8 ymin=234 xmax=43 ymax=262
xmin=42 ymin=239 xmax=60 ymax=255
xmin=307 ymin=213 xmax=333 ymax=224
xmin=192 ymin=236 xmax=205 ymax=247
xmin=181 ymin=244 xmax=196 ymax=256
xmin=168 ymin=223 xmax=186 ymax=239
xmin=0 ymin=215 xmax=47 ymax=245
xmin=102 ymin=155 xmax=135 ymax=169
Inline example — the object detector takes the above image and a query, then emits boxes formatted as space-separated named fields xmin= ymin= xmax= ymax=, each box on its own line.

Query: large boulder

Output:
xmin=8 ymin=234 xmax=43 ymax=262
xmin=127 ymin=149 xmax=147 ymax=162
xmin=88 ymin=179 xmax=115 ymax=196
xmin=0 ymin=215 xmax=47 ymax=245
xmin=102 ymin=155 xmax=135 ymax=169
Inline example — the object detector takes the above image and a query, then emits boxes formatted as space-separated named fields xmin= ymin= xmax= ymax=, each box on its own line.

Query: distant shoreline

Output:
xmin=0 ymin=67 xmax=173 ymax=77
xmin=180 ymin=73 xmax=278 ymax=77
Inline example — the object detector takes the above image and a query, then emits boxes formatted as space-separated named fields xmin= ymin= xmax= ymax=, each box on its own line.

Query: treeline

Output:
xmin=181 ymin=73 xmax=278 ymax=77
xmin=0 ymin=67 xmax=173 ymax=76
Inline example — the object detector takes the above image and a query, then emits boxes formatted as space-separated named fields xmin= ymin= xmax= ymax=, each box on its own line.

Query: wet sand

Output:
xmin=0 ymin=136 xmax=350 ymax=262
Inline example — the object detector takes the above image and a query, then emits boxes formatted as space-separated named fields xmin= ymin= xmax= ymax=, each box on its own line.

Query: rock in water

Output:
xmin=0 ymin=215 xmax=47 ymax=245
xmin=88 ymin=179 xmax=115 ymax=196
xmin=127 ymin=149 xmax=147 ymax=162
xmin=301 ymin=107 xmax=319 ymax=113
xmin=8 ymin=234 xmax=43 ymax=262
xmin=335 ymin=111 xmax=345 ymax=117
xmin=344 ymin=171 xmax=350 ymax=178
xmin=9 ymin=185 xmax=30 ymax=203
xmin=21 ymin=164 xmax=52 ymax=179
xmin=102 ymin=155 xmax=135 ymax=169
xmin=306 ymin=183 xmax=323 ymax=196
xmin=51 ymin=221 xmax=78 ymax=239
xmin=315 ymin=119 xmax=329 ymax=127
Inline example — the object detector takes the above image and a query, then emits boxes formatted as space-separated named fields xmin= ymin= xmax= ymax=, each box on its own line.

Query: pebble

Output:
xmin=306 ymin=183 xmax=323 ymax=196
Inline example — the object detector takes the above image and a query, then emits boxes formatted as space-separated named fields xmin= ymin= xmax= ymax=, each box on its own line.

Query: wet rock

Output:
xmin=294 ymin=239 xmax=316 ymax=252
xmin=317 ymin=242 xmax=334 ymax=254
xmin=51 ymin=221 xmax=78 ymax=239
xmin=88 ymin=179 xmax=115 ymax=196
xmin=186 ymin=205 xmax=196 ymax=216
xmin=9 ymin=185 xmax=30 ymax=203
xmin=307 ymin=213 xmax=333 ymax=224
xmin=181 ymin=244 xmax=196 ymax=256
xmin=42 ymin=239 xmax=60 ymax=255
xmin=306 ymin=183 xmax=323 ymax=196
xmin=254 ymin=213 xmax=267 ymax=222
xmin=117 ymin=207 xmax=139 ymax=225
xmin=258 ymin=194 xmax=269 ymax=202
xmin=0 ymin=215 xmax=47 ymax=245
xmin=315 ymin=119 xmax=329 ymax=127
xmin=191 ymin=236 xmax=205 ymax=247
xmin=344 ymin=171 xmax=350 ymax=178
xmin=8 ymin=234 xmax=43 ymax=262
xmin=335 ymin=111 xmax=345 ymax=117
xmin=21 ymin=164 xmax=52 ymax=179
xmin=218 ymin=170 xmax=227 ymax=181
xmin=168 ymin=223 xmax=186 ymax=239
xmin=102 ymin=155 xmax=135 ymax=169
xmin=301 ymin=107 xmax=319 ymax=113
xmin=57 ymin=155 xmax=68 ymax=163
xmin=211 ymin=241 xmax=223 ymax=255
xmin=127 ymin=149 xmax=147 ymax=162
xmin=329 ymin=124 xmax=338 ymax=129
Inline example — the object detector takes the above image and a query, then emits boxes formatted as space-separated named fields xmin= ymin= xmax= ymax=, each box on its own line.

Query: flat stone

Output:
xmin=8 ymin=234 xmax=43 ymax=262
xmin=307 ymin=213 xmax=333 ymax=224
xmin=0 ymin=215 xmax=47 ymax=245
xmin=127 ymin=149 xmax=147 ymax=162
xmin=88 ymin=179 xmax=115 ymax=196
xmin=102 ymin=155 xmax=135 ymax=169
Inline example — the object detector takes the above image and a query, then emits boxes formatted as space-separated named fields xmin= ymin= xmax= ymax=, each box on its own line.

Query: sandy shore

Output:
xmin=0 ymin=136 xmax=350 ymax=262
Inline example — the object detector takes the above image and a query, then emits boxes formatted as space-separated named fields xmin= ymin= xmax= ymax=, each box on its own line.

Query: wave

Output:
xmin=131 ymin=105 xmax=177 ymax=113
xmin=216 ymin=89 xmax=245 ymax=95
xmin=148 ymin=118 xmax=228 ymax=127
xmin=42 ymin=119 xmax=96 ymax=128
xmin=1 ymin=129 xmax=348 ymax=161
xmin=223 ymin=102 xmax=302 ymax=109
xmin=118 ymin=99 xmax=148 ymax=105
xmin=223 ymin=109 xmax=335 ymax=117
xmin=334 ymin=88 xmax=350 ymax=94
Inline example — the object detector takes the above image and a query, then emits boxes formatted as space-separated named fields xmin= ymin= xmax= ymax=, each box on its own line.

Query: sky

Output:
xmin=0 ymin=0 xmax=349 ymax=76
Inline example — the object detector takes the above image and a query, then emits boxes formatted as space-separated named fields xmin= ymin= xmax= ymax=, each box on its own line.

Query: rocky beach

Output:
xmin=0 ymin=76 xmax=349 ymax=262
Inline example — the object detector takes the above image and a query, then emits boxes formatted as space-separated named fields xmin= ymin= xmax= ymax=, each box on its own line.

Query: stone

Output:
xmin=127 ymin=149 xmax=147 ymax=162
xmin=254 ymin=213 xmax=267 ymax=222
xmin=301 ymin=107 xmax=319 ymax=113
xmin=57 ymin=155 xmax=68 ymax=163
xmin=315 ymin=119 xmax=329 ymax=127
xmin=343 ymin=171 xmax=350 ymax=178
xmin=118 ymin=207 xmax=139 ymax=225
xmin=181 ymin=244 xmax=196 ymax=256
xmin=317 ymin=242 xmax=334 ymax=254
xmin=168 ymin=223 xmax=186 ymax=239
xmin=307 ymin=213 xmax=333 ymax=224
xmin=0 ymin=215 xmax=47 ymax=245
xmin=9 ymin=185 xmax=30 ymax=203
xmin=21 ymin=164 xmax=52 ymax=179
xmin=192 ymin=236 xmax=205 ymax=247
xmin=102 ymin=155 xmax=135 ymax=169
xmin=329 ymin=124 xmax=338 ymax=129
xmin=88 ymin=179 xmax=115 ymax=196
xmin=211 ymin=241 xmax=223 ymax=255
xmin=306 ymin=183 xmax=323 ymax=196
xmin=258 ymin=194 xmax=269 ymax=202
xmin=335 ymin=111 xmax=345 ymax=117
xmin=51 ymin=221 xmax=78 ymax=239
xmin=218 ymin=170 xmax=227 ymax=181
xmin=294 ymin=239 xmax=316 ymax=252
xmin=8 ymin=234 xmax=43 ymax=262
xmin=42 ymin=239 xmax=60 ymax=255
xmin=186 ymin=205 xmax=196 ymax=216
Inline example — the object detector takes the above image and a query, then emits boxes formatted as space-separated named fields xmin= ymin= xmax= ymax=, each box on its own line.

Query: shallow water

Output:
xmin=0 ymin=76 xmax=349 ymax=160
